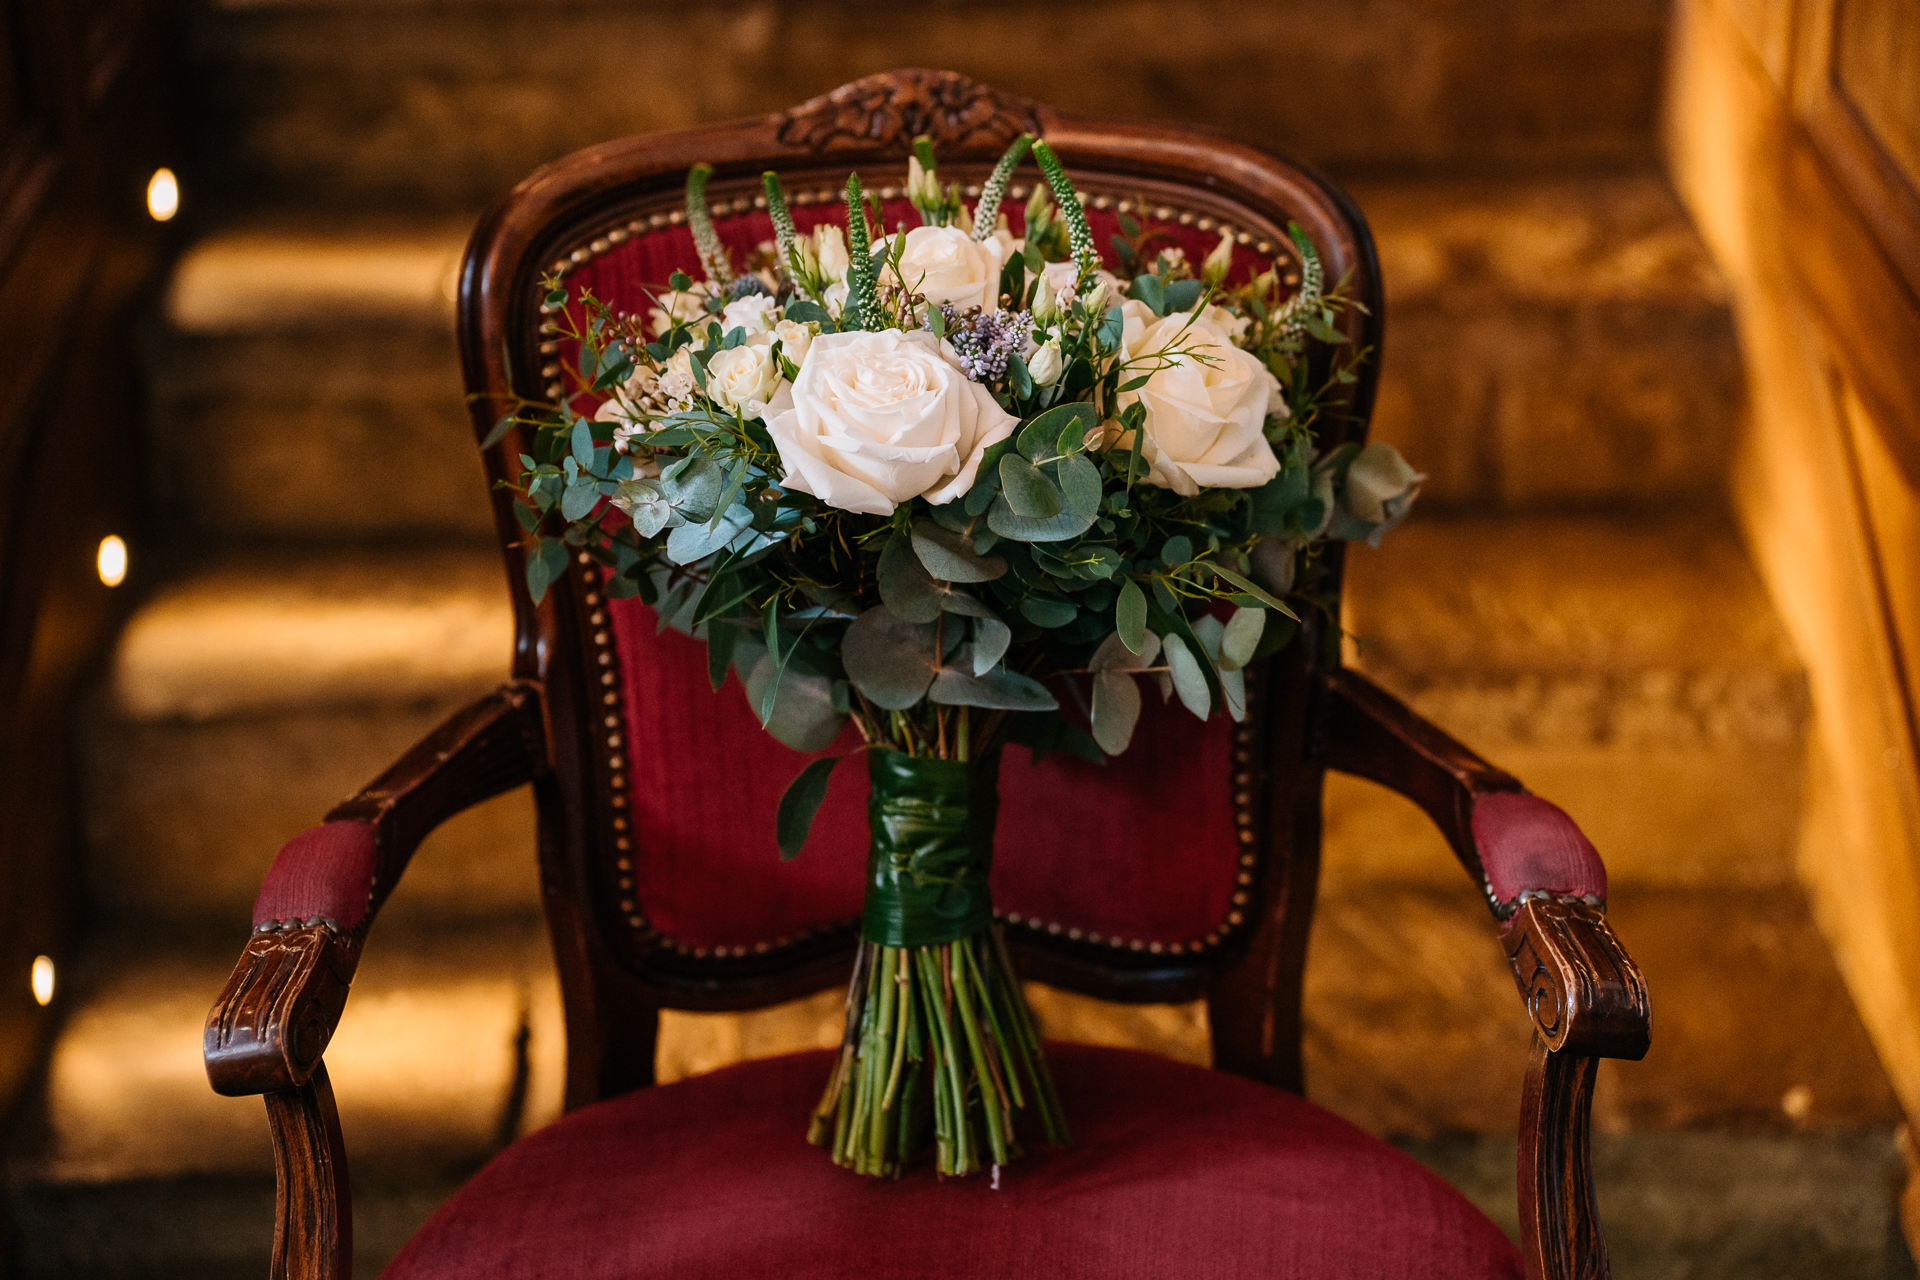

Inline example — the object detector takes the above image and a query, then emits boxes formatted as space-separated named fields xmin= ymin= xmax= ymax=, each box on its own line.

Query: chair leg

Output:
xmin=265 ymin=1061 xmax=353 ymax=1280
xmin=1518 ymin=1038 xmax=1607 ymax=1280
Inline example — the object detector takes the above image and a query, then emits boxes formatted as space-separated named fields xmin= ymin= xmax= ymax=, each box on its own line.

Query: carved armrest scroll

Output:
xmin=1503 ymin=897 xmax=1650 ymax=1061
xmin=204 ymin=682 xmax=549 ymax=1097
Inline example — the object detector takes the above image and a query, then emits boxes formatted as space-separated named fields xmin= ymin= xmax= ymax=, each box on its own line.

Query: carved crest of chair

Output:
xmin=204 ymin=69 xmax=1649 ymax=1280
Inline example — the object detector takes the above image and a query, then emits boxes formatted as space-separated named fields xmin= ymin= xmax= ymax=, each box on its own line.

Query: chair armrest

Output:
xmin=1321 ymin=669 xmax=1608 ymax=917
xmin=205 ymin=681 xmax=547 ymax=1096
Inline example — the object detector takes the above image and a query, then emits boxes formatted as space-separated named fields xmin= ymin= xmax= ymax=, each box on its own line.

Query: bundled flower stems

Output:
xmin=503 ymin=131 xmax=1421 ymax=1179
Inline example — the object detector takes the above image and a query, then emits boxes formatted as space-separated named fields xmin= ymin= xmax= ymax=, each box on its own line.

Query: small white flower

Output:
xmin=720 ymin=293 xmax=779 ymax=338
xmin=658 ymin=346 xmax=696 ymax=408
xmin=1200 ymin=303 xmax=1252 ymax=342
xmin=822 ymin=281 xmax=849 ymax=319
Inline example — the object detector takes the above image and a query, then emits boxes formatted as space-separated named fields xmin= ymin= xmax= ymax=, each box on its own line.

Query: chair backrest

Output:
xmin=457 ymin=70 xmax=1382 ymax=1107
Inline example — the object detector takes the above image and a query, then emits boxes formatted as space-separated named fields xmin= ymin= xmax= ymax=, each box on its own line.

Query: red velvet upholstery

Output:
xmin=609 ymin=609 xmax=1239 ymax=952
xmin=1471 ymin=792 xmax=1606 ymax=907
xmin=252 ymin=820 xmax=379 ymax=930
xmin=564 ymin=198 xmax=1272 ymax=334
xmin=384 ymin=1044 xmax=1521 ymax=1280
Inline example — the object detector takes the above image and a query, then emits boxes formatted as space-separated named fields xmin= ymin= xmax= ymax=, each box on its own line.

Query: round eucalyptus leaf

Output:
xmin=841 ymin=606 xmax=938 ymax=710
xmin=745 ymin=654 xmax=847 ymax=753
xmin=1091 ymin=670 xmax=1143 ymax=755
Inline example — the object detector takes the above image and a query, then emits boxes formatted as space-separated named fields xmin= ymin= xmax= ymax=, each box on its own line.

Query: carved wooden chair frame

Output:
xmin=203 ymin=70 xmax=1649 ymax=1280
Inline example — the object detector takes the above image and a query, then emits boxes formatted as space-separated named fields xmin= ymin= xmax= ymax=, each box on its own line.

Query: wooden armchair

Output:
xmin=204 ymin=70 xmax=1648 ymax=1280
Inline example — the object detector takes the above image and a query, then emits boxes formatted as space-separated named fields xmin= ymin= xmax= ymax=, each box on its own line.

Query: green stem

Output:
xmin=950 ymin=943 xmax=1009 ymax=1168
xmin=882 ymin=947 xmax=911 ymax=1110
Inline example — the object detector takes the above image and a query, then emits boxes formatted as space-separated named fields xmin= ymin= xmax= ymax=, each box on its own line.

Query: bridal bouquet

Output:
xmin=497 ymin=134 xmax=1419 ymax=1180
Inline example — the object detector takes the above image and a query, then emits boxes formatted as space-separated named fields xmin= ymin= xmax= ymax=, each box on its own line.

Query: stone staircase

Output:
xmin=4 ymin=2 xmax=1914 ymax=1276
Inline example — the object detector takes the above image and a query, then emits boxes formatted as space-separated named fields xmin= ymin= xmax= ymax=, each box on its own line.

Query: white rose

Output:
xmin=1117 ymin=303 xmax=1282 ymax=495
xmin=706 ymin=343 xmax=782 ymax=419
xmin=772 ymin=318 xmax=814 ymax=368
xmin=720 ymin=294 xmax=779 ymax=338
xmin=649 ymin=285 xmax=709 ymax=336
xmin=823 ymin=281 xmax=849 ymax=319
xmin=1341 ymin=441 xmax=1425 ymax=546
xmin=896 ymin=225 xmax=1006 ymax=315
xmin=765 ymin=328 xmax=1018 ymax=516
xmin=1200 ymin=302 xmax=1253 ymax=343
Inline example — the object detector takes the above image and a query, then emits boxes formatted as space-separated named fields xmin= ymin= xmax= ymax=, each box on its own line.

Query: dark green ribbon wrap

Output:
xmin=861 ymin=749 xmax=998 ymax=948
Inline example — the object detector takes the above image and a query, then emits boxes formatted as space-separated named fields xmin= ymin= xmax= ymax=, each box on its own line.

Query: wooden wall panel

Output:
xmin=1665 ymin=0 xmax=1920 ymax=1161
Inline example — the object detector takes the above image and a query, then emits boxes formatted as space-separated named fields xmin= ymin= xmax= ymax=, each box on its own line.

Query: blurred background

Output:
xmin=2 ymin=1 xmax=1918 ymax=1276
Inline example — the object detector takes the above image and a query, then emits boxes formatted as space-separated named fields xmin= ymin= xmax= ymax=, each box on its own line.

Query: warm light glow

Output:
xmin=96 ymin=535 xmax=128 ymax=587
xmin=31 ymin=955 xmax=54 ymax=1006
xmin=146 ymin=168 xmax=179 ymax=222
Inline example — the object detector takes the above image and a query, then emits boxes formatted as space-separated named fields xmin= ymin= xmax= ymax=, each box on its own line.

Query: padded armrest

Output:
xmin=206 ymin=682 xmax=548 ymax=1096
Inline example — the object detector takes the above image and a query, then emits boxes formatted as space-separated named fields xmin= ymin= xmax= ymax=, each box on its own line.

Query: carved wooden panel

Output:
xmin=776 ymin=69 xmax=1042 ymax=154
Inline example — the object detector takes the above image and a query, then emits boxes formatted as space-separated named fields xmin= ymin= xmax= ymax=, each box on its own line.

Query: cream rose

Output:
xmin=1116 ymin=300 xmax=1282 ymax=495
xmin=764 ymin=328 xmax=1017 ymax=515
xmin=706 ymin=343 xmax=781 ymax=419
xmin=896 ymin=225 xmax=1006 ymax=314
xmin=720 ymin=293 xmax=779 ymax=339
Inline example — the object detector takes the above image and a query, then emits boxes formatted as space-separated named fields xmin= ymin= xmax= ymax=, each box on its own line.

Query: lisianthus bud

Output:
xmin=1031 ymin=273 xmax=1060 ymax=324
xmin=907 ymin=155 xmax=938 ymax=207
xmin=1202 ymin=228 xmax=1235 ymax=284
xmin=1028 ymin=338 xmax=1064 ymax=386
xmin=812 ymin=224 xmax=850 ymax=284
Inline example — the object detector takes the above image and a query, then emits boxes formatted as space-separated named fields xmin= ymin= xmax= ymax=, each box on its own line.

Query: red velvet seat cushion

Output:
xmin=385 ymin=1044 xmax=1520 ymax=1280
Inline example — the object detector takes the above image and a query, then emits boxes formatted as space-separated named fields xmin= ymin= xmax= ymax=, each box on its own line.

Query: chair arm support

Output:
xmin=205 ymin=681 xmax=547 ymax=1097
xmin=1321 ymin=669 xmax=1608 ymax=916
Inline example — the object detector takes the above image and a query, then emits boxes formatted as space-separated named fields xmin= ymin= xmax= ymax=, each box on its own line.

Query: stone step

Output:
xmin=145 ymin=171 xmax=1735 ymax=540
xmin=144 ymin=221 xmax=491 ymax=539
xmin=77 ymin=544 xmax=535 ymax=928
xmin=188 ymin=0 xmax=1669 ymax=215
xmin=3 ymin=923 xmax=562 ymax=1278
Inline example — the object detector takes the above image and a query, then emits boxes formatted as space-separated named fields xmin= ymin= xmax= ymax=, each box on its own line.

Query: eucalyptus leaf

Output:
xmin=879 ymin=531 xmax=943 ymax=622
xmin=998 ymin=453 xmax=1062 ymax=519
xmin=746 ymin=654 xmax=847 ymax=752
xmin=665 ymin=504 xmax=752 ymax=564
xmin=1019 ymin=596 xmax=1077 ymax=628
xmin=1163 ymin=278 xmax=1205 ymax=313
xmin=661 ymin=457 xmax=725 ymax=521
xmin=841 ymin=607 xmax=938 ymax=709
xmin=1016 ymin=402 xmax=1095 ymax=461
xmin=1090 ymin=629 xmax=1161 ymax=672
xmin=987 ymin=494 xmax=1096 ymax=543
xmin=1203 ymin=561 xmax=1300 ymax=620
xmin=560 ymin=477 xmax=601 ymax=521
xmin=910 ymin=521 xmax=1006 ymax=583
xmin=1221 ymin=606 xmax=1266 ymax=671
xmin=970 ymin=617 xmax=1011 ymax=673
xmin=1091 ymin=670 xmax=1142 ymax=755
xmin=1054 ymin=454 xmax=1102 ymax=519
xmin=1161 ymin=535 xmax=1193 ymax=568
xmin=928 ymin=660 xmax=1058 ymax=711
xmin=570 ymin=416 xmax=595 ymax=467
xmin=1131 ymin=273 xmax=1167 ymax=316
xmin=776 ymin=754 xmax=849 ymax=861
xmin=1162 ymin=632 xmax=1211 ymax=719
xmin=525 ymin=537 xmax=569 ymax=605
xmin=937 ymin=591 xmax=998 ymax=619
xmin=1116 ymin=580 xmax=1148 ymax=654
